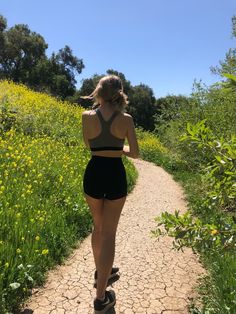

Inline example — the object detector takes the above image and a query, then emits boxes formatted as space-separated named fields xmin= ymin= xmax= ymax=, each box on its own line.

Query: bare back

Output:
xmin=82 ymin=108 xmax=139 ymax=158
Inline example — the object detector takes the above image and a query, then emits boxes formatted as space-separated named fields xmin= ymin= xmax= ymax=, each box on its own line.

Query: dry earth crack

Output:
xmin=20 ymin=158 xmax=204 ymax=314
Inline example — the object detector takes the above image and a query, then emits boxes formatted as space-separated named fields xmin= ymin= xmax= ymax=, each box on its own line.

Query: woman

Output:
xmin=81 ymin=75 xmax=139 ymax=314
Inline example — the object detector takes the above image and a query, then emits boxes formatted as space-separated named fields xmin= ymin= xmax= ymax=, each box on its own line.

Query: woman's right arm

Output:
xmin=81 ymin=111 xmax=90 ymax=149
xmin=123 ymin=115 xmax=139 ymax=159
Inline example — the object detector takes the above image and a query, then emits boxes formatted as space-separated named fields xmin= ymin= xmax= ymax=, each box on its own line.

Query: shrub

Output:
xmin=152 ymin=120 xmax=236 ymax=313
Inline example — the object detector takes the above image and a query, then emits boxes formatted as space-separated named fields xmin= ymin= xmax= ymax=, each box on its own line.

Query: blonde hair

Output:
xmin=81 ymin=75 xmax=129 ymax=112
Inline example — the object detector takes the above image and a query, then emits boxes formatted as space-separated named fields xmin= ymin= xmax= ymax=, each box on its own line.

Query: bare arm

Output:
xmin=123 ymin=115 xmax=139 ymax=159
xmin=81 ymin=112 xmax=90 ymax=149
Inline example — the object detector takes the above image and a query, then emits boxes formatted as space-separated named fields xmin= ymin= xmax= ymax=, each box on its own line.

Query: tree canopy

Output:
xmin=210 ymin=15 xmax=236 ymax=77
xmin=0 ymin=15 xmax=84 ymax=99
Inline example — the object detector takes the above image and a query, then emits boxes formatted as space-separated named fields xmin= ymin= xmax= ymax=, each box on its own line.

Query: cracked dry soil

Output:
xmin=20 ymin=158 xmax=204 ymax=314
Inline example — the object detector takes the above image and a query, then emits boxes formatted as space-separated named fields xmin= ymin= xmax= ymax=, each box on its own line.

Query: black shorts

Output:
xmin=83 ymin=155 xmax=127 ymax=200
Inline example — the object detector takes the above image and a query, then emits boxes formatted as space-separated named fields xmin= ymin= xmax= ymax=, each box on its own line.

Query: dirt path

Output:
xmin=21 ymin=158 xmax=204 ymax=314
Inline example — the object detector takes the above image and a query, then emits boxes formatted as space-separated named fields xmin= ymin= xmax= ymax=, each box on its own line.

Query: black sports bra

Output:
xmin=88 ymin=108 xmax=125 ymax=151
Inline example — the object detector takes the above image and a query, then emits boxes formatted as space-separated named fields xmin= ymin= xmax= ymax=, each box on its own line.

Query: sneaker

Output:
xmin=94 ymin=267 xmax=120 ymax=288
xmin=94 ymin=289 xmax=116 ymax=314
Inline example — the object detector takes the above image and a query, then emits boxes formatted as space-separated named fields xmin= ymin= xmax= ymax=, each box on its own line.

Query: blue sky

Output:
xmin=1 ymin=0 xmax=235 ymax=97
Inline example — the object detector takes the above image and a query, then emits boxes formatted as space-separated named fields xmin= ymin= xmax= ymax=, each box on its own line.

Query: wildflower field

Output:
xmin=0 ymin=80 xmax=138 ymax=313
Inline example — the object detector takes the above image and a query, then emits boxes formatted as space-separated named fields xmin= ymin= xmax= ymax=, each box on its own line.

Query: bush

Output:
xmin=136 ymin=127 xmax=186 ymax=171
xmin=151 ymin=119 xmax=236 ymax=313
xmin=180 ymin=120 xmax=236 ymax=212
xmin=154 ymin=81 xmax=236 ymax=171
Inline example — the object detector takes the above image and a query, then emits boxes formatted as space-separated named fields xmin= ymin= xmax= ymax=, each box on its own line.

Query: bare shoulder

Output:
xmin=121 ymin=112 xmax=133 ymax=120
xmin=121 ymin=113 xmax=134 ymax=125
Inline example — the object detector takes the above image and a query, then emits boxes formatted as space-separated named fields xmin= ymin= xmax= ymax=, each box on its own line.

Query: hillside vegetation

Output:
xmin=150 ymin=78 xmax=236 ymax=313
xmin=0 ymin=80 xmax=139 ymax=313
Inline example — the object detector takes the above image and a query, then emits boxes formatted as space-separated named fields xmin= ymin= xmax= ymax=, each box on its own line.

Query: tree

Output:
xmin=210 ymin=16 xmax=236 ymax=76
xmin=154 ymin=95 xmax=191 ymax=135
xmin=155 ymin=95 xmax=190 ymax=122
xmin=0 ymin=15 xmax=7 ymax=32
xmin=54 ymin=45 xmax=84 ymax=86
xmin=0 ymin=22 xmax=48 ymax=81
xmin=0 ymin=15 xmax=85 ymax=99
xmin=0 ymin=15 xmax=7 ymax=54
xmin=71 ymin=74 xmax=102 ymax=108
xmin=128 ymin=83 xmax=156 ymax=130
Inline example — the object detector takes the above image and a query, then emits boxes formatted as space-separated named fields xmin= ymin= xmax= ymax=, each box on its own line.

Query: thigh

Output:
xmin=85 ymin=194 xmax=104 ymax=230
xmin=101 ymin=197 xmax=126 ymax=236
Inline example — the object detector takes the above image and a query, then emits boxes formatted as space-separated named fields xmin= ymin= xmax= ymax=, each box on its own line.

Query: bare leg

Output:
xmin=96 ymin=196 xmax=126 ymax=300
xmin=84 ymin=194 xmax=104 ymax=270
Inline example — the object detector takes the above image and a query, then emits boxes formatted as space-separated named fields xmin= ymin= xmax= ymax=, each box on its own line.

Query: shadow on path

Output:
xmin=107 ymin=307 xmax=116 ymax=314
xmin=19 ymin=307 xmax=116 ymax=313
xmin=17 ymin=309 xmax=33 ymax=314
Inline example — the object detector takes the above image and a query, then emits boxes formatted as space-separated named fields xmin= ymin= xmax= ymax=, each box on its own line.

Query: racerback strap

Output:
xmin=96 ymin=108 xmax=119 ymax=126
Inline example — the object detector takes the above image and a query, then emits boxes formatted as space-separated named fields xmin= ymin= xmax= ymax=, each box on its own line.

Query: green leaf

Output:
xmin=25 ymin=272 xmax=34 ymax=282
xmin=175 ymin=230 xmax=188 ymax=239
xmin=186 ymin=122 xmax=194 ymax=135
xmin=215 ymin=155 xmax=226 ymax=164
xmin=9 ymin=282 xmax=21 ymax=290
xmin=222 ymin=73 xmax=236 ymax=82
